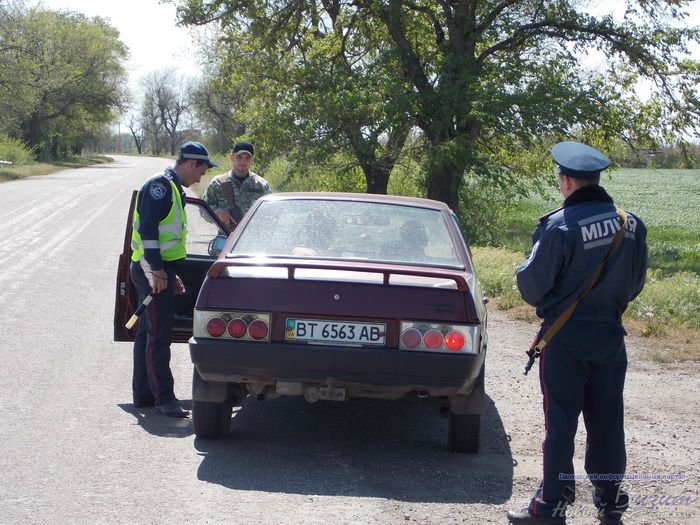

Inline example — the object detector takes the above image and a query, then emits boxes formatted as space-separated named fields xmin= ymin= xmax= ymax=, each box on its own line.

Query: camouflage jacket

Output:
xmin=203 ymin=170 xmax=271 ymax=223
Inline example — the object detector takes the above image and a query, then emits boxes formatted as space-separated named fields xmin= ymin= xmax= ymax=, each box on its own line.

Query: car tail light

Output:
xmin=248 ymin=319 xmax=269 ymax=340
xmin=228 ymin=319 xmax=247 ymax=338
xmin=206 ymin=317 xmax=227 ymax=337
xmin=399 ymin=321 xmax=479 ymax=354
xmin=423 ymin=330 xmax=443 ymax=349
xmin=444 ymin=331 xmax=465 ymax=351
xmin=400 ymin=327 xmax=422 ymax=349
xmin=195 ymin=310 xmax=271 ymax=342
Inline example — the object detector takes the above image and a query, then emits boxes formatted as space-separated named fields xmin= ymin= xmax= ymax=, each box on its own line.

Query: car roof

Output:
xmin=257 ymin=192 xmax=452 ymax=211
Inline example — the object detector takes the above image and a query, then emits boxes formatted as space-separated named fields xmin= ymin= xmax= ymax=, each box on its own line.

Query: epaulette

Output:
xmin=539 ymin=205 xmax=564 ymax=224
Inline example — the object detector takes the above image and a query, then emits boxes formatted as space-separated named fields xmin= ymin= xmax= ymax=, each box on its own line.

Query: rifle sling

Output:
xmin=536 ymin=208 xmax=628 ymax=351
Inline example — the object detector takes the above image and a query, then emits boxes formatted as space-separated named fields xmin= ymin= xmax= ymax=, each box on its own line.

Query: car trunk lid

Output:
xmin=197 ymin=259 xmax=479 ymax=346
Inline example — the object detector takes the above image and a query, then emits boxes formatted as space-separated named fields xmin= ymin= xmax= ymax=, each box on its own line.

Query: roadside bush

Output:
xmin=261 ymin=155 xmax=369 ymax=193
xmin=387 ymin=158 xmax=424 ymax=198
xmin=470 ymin=246 xmax=523 ymax=297
xmin=0 ymin=135 xmax=35 ymax=165
xmin=458 ymin=172 xmax=525 ymax=245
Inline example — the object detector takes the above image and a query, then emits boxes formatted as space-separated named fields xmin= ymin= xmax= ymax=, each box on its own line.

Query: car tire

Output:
xmin=448 ymin=413 xmax=481 ymax=453
xmin=193 ymin=400 xmax=232 ymax=439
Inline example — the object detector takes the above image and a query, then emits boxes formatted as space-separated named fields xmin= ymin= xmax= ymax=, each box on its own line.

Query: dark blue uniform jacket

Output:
xmin=517 ymin=185 xmax=648 ymax=323
xmin=135 ymin=167 xmax=186 ymax=271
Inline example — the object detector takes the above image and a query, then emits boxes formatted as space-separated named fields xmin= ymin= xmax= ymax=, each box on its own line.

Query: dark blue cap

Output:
xmin=179 ymin=141 xmax=218 ymax=168
xmin=552 ymin=141 xmax=609 ymax=179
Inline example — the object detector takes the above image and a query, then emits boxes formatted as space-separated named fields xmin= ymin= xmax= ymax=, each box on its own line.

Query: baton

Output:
xmin=125 ymin=294 xmax=153 ymax=329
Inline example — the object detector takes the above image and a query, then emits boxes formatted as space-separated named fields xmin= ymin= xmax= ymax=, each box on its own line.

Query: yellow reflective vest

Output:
xmin=131 ymin=176 xmax=187 ymax=262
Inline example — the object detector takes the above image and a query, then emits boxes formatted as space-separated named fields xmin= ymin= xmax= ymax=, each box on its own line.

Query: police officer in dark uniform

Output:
xmin=507 ymin=142 xmax=648 ymax=525
xmin=130 ymin=141 xmax=218 ymax=417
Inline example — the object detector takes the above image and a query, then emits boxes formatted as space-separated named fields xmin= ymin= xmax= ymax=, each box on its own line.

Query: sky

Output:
xmin=37 ymin=0 xmax=202 ymax=91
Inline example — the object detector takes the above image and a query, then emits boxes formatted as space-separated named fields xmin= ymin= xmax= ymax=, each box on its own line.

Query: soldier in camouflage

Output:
xmin=202 ymin=141 xmax=271 ymax=228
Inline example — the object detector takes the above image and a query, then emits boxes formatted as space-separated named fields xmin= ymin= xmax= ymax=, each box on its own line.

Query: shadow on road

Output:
xmin=194 ymin=394 xmax=513 ymax=504
xmin=117 ymin=401 xmax=194 ymax=438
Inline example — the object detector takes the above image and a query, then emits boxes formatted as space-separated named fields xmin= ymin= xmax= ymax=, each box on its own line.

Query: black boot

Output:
xmin=506 ymin=508 xmax=566 ymax=524
xmin=598 ymin=514 xmax=623 ymax=525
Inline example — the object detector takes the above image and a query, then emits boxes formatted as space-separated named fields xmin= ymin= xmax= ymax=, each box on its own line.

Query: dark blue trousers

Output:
xmin=529 ymin=320 xmax=629 ymax=520
xmin=130 ymin=261 xmax=177 ymax=406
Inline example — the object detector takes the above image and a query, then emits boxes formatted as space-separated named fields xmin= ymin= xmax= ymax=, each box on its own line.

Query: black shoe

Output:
xmin=155 ymin=400 xmax=189 ymax=418
xmin=598 ymin=515 xmax=623 ymax=525
xmin=506 ymin=508 xmax=565 ymax=525
xmin=133 ymin=399 xmax=155 ymax=408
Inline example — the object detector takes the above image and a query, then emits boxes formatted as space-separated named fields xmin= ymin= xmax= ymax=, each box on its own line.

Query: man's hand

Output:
xmin=147 ymin=269 xmax=168 ymax=294
xmin=215 ymin=209 xmax=236 ymax=228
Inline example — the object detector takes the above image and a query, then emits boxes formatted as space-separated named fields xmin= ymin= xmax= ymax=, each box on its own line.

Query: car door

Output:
xmin=113 ymin=191 xmax=230 ymax=343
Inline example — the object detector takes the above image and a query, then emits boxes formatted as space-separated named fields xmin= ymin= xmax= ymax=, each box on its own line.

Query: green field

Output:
xmin=500 ymin=169 xmax=700 ymax=273
xmin=476 ymin=168 xmax=700 ymax=360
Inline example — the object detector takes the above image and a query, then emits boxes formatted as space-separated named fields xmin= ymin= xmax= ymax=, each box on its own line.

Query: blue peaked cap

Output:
xmin=179 ymin=141 xmax=218 ymax=168
xmin=552 ymin=141 xmax=609 ymax=179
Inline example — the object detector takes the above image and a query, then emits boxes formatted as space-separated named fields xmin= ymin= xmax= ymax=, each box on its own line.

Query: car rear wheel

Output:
xmin=448 ymin=413 xmax=481 ymax=453
xmin=193 ymin=400 xmax=232 ymax=439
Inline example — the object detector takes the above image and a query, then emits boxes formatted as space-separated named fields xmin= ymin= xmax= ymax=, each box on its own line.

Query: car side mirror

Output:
xmin=208 ymin=234 xmax=228 ymax=257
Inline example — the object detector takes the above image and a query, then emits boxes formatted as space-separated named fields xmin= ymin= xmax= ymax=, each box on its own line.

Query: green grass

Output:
xmin=471 ymin=247 xmax=525 ymax=311
xmin=628 ymin=270 xmax=700 ymax=329
xmin=499 ymin=168 xmax=700 ymax=274
xmin=0 ymin=155 xmax=113 ymax=182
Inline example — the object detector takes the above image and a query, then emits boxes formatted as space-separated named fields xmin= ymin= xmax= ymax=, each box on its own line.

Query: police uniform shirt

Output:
xmin=517 ymin=184 xmax=648 ymax=323
xmin=136 ymin=167 xmax=186 ymax=271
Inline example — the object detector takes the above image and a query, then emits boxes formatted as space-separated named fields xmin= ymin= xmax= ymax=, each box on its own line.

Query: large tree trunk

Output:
xmin=426 ymin=155 xmax=463 ymax=212
xmin=23 ymin=113 xmax=42 ymax=150
xmin=50 ymin=137 xmax=59 ymax=158
xmin=365 ymin=166 xmax=390 ymax=194
xmin=350 ymin=123 xmax=409 ymax=195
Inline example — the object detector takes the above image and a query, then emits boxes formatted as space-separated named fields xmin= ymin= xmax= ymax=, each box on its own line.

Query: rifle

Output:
xmin=524 ymin=331 xmax=543 ymax=375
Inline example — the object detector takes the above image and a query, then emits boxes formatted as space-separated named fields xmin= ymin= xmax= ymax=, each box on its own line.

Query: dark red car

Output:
xmin=115 ymin=193 xmax=488 ymax=452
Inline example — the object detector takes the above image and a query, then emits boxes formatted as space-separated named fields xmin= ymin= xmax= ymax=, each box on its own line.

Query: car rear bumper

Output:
xmin=189 ymin=337 xmax=485 ymax=396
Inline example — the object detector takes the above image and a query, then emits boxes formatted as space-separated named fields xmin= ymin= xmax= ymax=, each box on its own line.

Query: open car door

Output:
xmin=113 ymin=191 xmax=229 ymax=343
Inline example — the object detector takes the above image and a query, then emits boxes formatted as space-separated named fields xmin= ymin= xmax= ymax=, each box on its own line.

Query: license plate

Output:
xmin=285 ymin=318 xmax=386 ymax=345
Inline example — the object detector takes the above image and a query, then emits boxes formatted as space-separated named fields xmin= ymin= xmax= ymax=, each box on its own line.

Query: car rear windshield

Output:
xmin=229 ymin=199 xmax=464 ymax=268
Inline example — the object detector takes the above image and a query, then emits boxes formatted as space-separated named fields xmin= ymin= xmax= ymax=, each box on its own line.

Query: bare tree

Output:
xmin=191 ymin=76 xmax=246 ymax=152
xmin=140 ymin=69 xmax=193 ymax=155
xmin=124 ymin=113 xmax=144 ymax=154
xmin=139 ymin=95 xmax=164 ymax=155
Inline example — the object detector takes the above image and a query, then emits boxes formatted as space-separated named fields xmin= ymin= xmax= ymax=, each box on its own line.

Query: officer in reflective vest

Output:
xmin=130 ymin=141 xmax=218 ymax=418
xmin=507 ymin=142 xmax=648 ymax=525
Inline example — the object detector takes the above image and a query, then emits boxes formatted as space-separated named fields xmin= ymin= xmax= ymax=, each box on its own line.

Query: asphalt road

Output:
xmin=0 ymin=156 xmax=697 ymax=524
